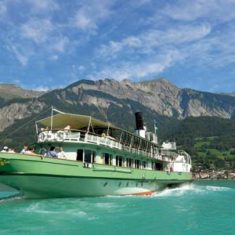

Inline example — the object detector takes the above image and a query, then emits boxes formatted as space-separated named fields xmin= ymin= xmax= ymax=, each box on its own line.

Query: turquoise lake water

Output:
xmin=0 ymin=181 xmax=235 ymax=235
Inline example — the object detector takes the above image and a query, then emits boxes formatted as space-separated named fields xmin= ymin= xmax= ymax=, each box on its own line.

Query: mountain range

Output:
xmin=0 ymin=79 xmax=235 ymax=148
xmin=1 ymin=78 xmax=235 ymax=171
xmin=0 ymin=78 xmax=235 ymax=134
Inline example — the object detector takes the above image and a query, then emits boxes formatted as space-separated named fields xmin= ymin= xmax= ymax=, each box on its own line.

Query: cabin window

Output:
xmin=142 ymin=161 xmax=146 ymax=169
xmin=135 ymin=160 xmax=140 ymax=169
xmin=76 ymin=149 xmax=83 ymax=161
xmin=152 ymin=162 xmax=163 ymax=170
xmin=126 ymin=158 xmax=133 ymax=168
xmin=151 ymin=162 xmax=155 ymax=170
xmin=116 ymin=156 xmax=123 ymax=167
xmin=104 ymin=153 xmax=112 ymax=165
xmin=84 ymin=150 xmax=96 ymax=163
xmin=155 ymin=162 xmax=163 ymax=170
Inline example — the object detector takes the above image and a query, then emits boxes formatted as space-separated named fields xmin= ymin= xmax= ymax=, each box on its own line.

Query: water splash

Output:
xmin=0 ymin=191 xmax=22 ymax=202
xmin=154 ymin=184 xmax=198 ymax=197
xmin=153 ymin=183 xmax=233 ymax=198
xmin=0 ymin=195 xmax=23 ymax=204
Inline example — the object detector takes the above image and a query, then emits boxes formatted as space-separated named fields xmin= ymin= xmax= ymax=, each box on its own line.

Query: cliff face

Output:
xmin=0 ymin=78 xmax=235 ymax=132
xmin=56 ymin=78 xmax=235 ymax=119
xmin=0 ymin=100 xmax=46 ymax=132
xmin=0 ymin=84 xmax=46 ymax=132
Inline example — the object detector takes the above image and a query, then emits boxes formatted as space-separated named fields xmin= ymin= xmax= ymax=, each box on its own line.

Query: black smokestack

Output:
xmin=135 ymin=112 xmax=144 ymax=130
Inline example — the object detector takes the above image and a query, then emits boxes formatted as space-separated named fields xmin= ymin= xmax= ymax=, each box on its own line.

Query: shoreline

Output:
xmin=193 ymin=170 xmax=235 ymax=180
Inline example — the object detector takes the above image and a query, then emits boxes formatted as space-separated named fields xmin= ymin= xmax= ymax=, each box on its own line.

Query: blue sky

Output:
xmin=0 ymin=0 xmax=235 ymax=92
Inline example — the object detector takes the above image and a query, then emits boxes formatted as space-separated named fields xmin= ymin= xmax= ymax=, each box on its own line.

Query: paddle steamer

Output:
xmin=0 ymin=110 xmax=192 ymax=198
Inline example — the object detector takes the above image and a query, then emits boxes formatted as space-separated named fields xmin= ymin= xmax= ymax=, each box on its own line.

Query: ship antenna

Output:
xmin=50 ymin=106 xmax=53 ymax=130
xmin=154 ymin=120 xmax=158 ymax=134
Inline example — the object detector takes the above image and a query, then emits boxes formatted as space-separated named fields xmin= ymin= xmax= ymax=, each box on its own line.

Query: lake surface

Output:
xmin=0 ymin=180 xmax=235 ymax=235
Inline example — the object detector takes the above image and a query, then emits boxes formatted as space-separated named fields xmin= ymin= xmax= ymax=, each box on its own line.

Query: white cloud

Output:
xmin=52 ymin=37 xmax=69 ymax=53
xmin=0 ymin=2 xmax=7 ymax=16
xmin=163 ymin=0 xmax=235 ymax=22
xmin=10 ymin=45 xmax=29 ymax=66
xmin=33 ymin=86 xmax=51 ymax=91
xmin=156 ymin=24 xmax=211 ymax=44
xmin=94 ymin=22 xmax=214 ymax=82
xmin=74 ymin=13 xmax=95 ymax=30
xmin=98 ymin=24 xmax=211 ymax=58
xmin=1 ymin=0 xmax=235 ymax=90
xmin=78 ymin=65 xmax=85 ymax=72
xmin=8 ymin=16 xmax=71 ymax=66
xmin=89 ymin=50 xmax=181 ymax=81
xmin=167 ymin=22 xmax=235 ymax=68
xmin=26 ymin=0 xmax=59 ymax=12
xmin=73 ymin=0 xmax=114 ymax=32
xmin=21 ymin=18 xmax=54 ymax=43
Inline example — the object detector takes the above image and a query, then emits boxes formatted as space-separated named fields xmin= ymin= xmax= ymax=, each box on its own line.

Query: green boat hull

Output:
xmin=0 ymin=153 xmax=192 ymax=198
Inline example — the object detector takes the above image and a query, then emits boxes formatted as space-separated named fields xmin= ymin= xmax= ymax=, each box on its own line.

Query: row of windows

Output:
xmin=76 ymin=149 xmax=163 ymax=170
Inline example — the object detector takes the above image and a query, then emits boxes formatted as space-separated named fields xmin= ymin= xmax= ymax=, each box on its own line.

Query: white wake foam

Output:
xmin=154 ymin=184 xmax=200 ymax=197
xmin=153 ymin=183 xmax=233 ymax=198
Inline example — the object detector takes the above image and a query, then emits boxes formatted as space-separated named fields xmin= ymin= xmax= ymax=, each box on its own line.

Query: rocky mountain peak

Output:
xmin=135 ymin=78 xmax=179 ymax=98
xmin=0 ymin=83 xmax=44 ymax=100
xmin=1 ymin=77 xmax=235 ymax=134
xmin=59 ymin=77 xmax=235 ymax=119
xmin=140 ymin=77 xmax=178 ymax=88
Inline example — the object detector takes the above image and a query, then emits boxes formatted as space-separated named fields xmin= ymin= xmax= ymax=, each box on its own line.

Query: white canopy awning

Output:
xmin=36 ymin=113 xmax=116 ymax=130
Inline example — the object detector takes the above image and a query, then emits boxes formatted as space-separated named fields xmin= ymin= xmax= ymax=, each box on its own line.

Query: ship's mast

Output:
xmin=50 ymin=106 xmax=53 ymax=130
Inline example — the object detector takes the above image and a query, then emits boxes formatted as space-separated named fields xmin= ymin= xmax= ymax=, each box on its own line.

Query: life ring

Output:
xmin=38 ymin=132 xmax=45 ymax=142
xmin=56 ymin=131 xmax=65 ymax=141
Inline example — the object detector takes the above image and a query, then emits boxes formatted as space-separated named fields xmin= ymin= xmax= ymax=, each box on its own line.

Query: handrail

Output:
xmin=37 ymin=130 xmax=178 ymax=162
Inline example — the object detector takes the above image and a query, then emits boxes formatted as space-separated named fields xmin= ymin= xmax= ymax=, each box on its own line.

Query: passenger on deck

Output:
xmin=64 ymin=125 xmax=71 ymax=130
xmin=1 ymin=146 xmax=8 ymax=152
xmin=57 ymin=147 xmax=66 ymax=159
xmin=47 ymin=146 xmax=58 ymax=158
xmin=106 ymin=135 xmax=115 ymax=140
xmin=8 ymin=148 xmax=16 ymax=153
xmin=20 ymin=144 xmax=28 ymax=154
xmin=25 ymin=147 xmax=37 ymax=155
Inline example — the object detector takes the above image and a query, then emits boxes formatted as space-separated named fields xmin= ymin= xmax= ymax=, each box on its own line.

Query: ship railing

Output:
xmin=85 ymin=133 xmax=99 ymax=144
xmin=38 ymin=129 xmax=123 ymax=149
xmin=64 ymin=131 xmax=81 ymax=142
xmin=38 ymin=129 xmax=82 ymax=143
xmin=84 ymin=133 xmax=122 ymax=149
xmin=38 ymin=130 xmax=160 ymax=159
xmin=38 ymin=130 xmax=59 ymax=142
xmin=127 ymin=147 xmax=153 ymax=158
xmin=154 ymin=154 xmax=163 ymax=161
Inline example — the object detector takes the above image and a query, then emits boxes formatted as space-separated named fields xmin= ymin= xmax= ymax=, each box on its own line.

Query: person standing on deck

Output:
xmin=20 ymin=144 xmax=28 ymax=154
xmin=57 ymin=147 xmax=66 ymax=159
xmin=47 ymin=146 xmax=58 ymax=158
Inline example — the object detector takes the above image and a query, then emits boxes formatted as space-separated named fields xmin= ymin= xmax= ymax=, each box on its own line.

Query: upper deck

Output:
xmin=36 ymin=111 xmax=190 ymax=164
